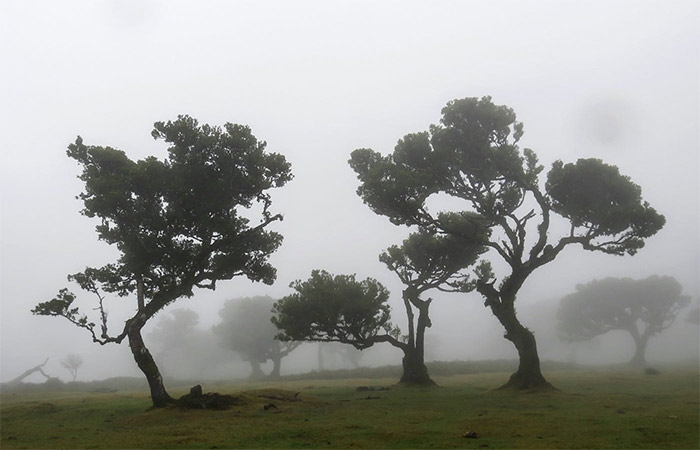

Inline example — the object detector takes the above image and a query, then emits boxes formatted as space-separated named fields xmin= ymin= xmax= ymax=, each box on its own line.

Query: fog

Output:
xmin=1 ymin=0 xmax=698 ymax=384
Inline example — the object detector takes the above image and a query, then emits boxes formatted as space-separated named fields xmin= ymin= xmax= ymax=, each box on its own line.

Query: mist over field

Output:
xmin=1 ymin=0 xmax=698 ymax=386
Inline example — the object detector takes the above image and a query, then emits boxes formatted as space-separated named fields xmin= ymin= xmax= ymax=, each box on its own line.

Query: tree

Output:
xmin=273 ymin=227 xmax=484 ymax=386
xmin=213 ymin=296 xmax=299 ymax=379
xmin=349 ymin=96 xmax=665 ymax=389
xmin=272 ymin=270 xmax=399 ymax=354
xmin=557 ymin=276 xmax=690 ymax=366
xmin=147 ymin=308 xmax=225 ymax=379
xmin=60 ymin=354 xmax=83 ymax=382
xmin=148 ymin=308 xmax=201 ymax=355
xmin=379 ymin=228 xmax=486 ymax=384
xmin=32 ymin=116 xmax=292 ymax=407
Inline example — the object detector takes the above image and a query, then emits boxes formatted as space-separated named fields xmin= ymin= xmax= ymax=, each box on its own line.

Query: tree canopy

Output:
xmin=32 ymin=116 xmax=292 ymax=407
xmin=273 ymin=270 xmax=398 ymax=349
xmin=557 ymin=275 xmax=690 ymax=366
xmin=214 ymin=296 xmax=299 ymax=378
xmin=349 ymin=96 xmax=665 ymax=389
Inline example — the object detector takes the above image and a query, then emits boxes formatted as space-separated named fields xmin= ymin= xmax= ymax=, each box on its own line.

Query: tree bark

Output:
xmin=477 ymin=277 xmax=554 ymax=391
xmin=398 ymin=301 xmax=436 ymax=386
xmin=493 ymin=303 xmax=553 ymax=390
xmin=127 ymin=319 xmax=173 ymax=408
xmin=399 ymin=347 xmax=436 ymax=386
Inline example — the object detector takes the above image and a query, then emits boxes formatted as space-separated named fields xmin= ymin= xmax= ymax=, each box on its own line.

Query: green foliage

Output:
xmin=546 ymin=159 xmax=665 ymax=255
xmin=349 ymin=145 xmax=440 ymax=227
xmin=272 ymin=270 xmax=396 ymax=349
xmin=349 ymin=96 xmax=666 ymax=386
xmin=349 ymin=95 xmax=664 ymax=262
xmin=31 ymin=288 xmax=94 ymax=330
xmin=557 ymin=276 xmax=691 ymax=342
xmin=349 ymin=96 xmax=541 ymax=229
xmin=33 ymin=116 xmax=292 ymax=343
xmin=380 ymin=225 xmax=488 ymax=293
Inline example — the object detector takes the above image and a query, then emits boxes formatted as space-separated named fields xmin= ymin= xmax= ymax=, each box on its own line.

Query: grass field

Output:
xmin=1 ymin=366 xmax=698 ymax=449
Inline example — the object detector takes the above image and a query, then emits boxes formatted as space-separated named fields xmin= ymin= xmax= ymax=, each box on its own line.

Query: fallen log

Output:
xmin=5 ymin=358 xmax=51 ymax=385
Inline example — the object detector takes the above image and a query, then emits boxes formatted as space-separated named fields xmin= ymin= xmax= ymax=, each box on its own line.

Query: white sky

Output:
xmin=1 ymin=0 xmax=698 ymax=381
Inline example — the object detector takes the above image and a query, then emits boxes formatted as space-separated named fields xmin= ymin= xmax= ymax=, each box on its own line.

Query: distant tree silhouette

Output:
xmin=557 ymin=276 xmax=690 ymax=366
xmin=60 ymin=354 xmax=83 ymax=381
xmin=214 ymin=296 xmax=299 ymax=379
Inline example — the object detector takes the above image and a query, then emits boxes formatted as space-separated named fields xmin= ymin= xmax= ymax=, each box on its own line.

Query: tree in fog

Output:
xmin=379 ymin=229 xmax=486 ymax=384
xmin=149 ymin=309 xmax=200 ymax=354
xmin=274 ymin=230 xmax=484 ymax=386
xmin=349 ymin=96 xmax=665 ymax=389
xmin=557 ymin=276 xmax=690 ymax=366
xmin=147 ymin=308 xmax=223 ymax=379
xmin=60 ymin=354 xmax=83 ymax=382
xmin=317 ymin=342 xmax=363 ymax=370
xmin=273 ymin=270 xmax=398 ymax=358
xmin=32 ymin=116 xmax=292 ymax=407
xmin=214 ymin=296 xmax=299 ymax=379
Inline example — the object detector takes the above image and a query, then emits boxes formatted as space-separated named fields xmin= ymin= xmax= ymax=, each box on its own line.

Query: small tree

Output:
xmin=32 ymin=116 xmax=292 ymax=407
xmin=272 ymin=270 xmax=400 ymax=348
xmin=60 ymin=354 xmax=83 ymax=382
xmin=273 ymin=227 xmax=484 ymax=386
xmin=349 ymin=96 xmax=665 ymax=389
xmin=557 ymin=276 xmax=690 ymax=366
xmin=379 ymin=227 xmax=486 ymax=384
xmin=213 ymin=296 xmax=299 ymax=379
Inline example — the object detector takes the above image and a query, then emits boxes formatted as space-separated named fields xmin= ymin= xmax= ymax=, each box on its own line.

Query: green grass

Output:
xmin=1 ymin=368 xmax=698 ymax=449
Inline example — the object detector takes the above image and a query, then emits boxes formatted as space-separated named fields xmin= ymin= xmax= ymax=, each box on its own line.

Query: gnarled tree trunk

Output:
xmin=499 ymin=318 xmax=552 ymax=390
xmin=399 ymin=348 xmax=435 ymax=385
xmin=398 ymin=300 xmax=436 ymax=386
xmin=127 ymin=319 xmax=173 ymax=408
xmin=490 ymin=297 xmax=553 ymax=390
